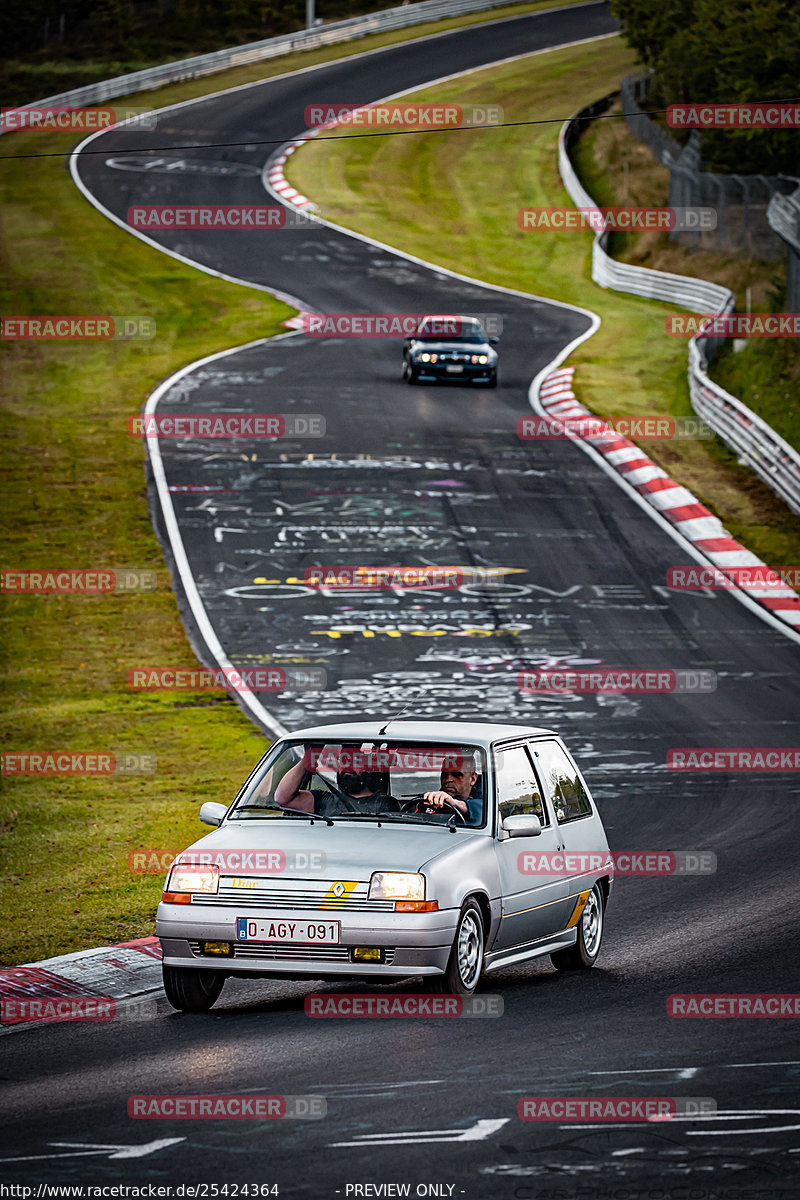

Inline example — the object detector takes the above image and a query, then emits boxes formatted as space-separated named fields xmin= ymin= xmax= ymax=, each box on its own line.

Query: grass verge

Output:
xmin=287 ymin=35 xmax=800 ymax=568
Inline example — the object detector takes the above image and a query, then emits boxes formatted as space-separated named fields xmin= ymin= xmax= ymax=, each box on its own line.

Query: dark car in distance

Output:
xmin=403 ymin=315 xmax=499 ymax=387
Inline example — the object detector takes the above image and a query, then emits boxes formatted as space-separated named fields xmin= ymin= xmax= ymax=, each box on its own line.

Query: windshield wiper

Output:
xmin=231 ymin=805 xmax=337 ymax=826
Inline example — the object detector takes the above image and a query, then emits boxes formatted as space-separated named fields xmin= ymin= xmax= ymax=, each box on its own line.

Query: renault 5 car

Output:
xmin=402 ymin=315 xmax=498 ymax=386
xmin=157 ymin=720 xmax=612 ymax=1011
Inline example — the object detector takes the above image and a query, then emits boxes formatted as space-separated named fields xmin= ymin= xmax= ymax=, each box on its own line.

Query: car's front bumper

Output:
xmin=157 ymin=902 xmax=457 ymax=977
xmin=411 ymin=364 xmax=494 ymax=382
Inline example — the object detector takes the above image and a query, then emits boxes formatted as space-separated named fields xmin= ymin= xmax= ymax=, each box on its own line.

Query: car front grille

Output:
xmin=188 ymin=940 xmax=395 ymax=964
xmin=190 ymin=880 xmax=394 ymax=913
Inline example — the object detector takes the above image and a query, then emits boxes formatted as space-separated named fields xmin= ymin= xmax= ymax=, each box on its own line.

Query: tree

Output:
xmin=612 ymin=0 xmax=800 ymax=173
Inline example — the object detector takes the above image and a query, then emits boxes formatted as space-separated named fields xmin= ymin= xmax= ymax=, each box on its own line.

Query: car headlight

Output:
xmin=478 ymin=355 xmax=488 ymax=364
xmin=163 ymin=863 xmax=219 ymax=903
xmin=420 ymin=353 xmax=431 ymax=362
xmin=368 ymin=871 xmax=425 ymax=901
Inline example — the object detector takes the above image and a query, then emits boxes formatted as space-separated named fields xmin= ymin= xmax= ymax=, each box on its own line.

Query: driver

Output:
xmin=420 ymin=753 xmax=481 ymax=824
xmin=275 ymin=756 xmax=398 ymax=817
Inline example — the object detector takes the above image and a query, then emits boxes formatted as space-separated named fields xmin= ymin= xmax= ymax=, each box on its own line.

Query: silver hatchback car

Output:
xmin=157 ymin=721 xmax=613 ymax=1011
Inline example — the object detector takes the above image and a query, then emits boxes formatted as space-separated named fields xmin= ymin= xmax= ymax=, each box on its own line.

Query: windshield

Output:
xmin=413 ymin=319 xmax=486 ymax=344
xmin=414 ymin=333 xmax=487 ymax=343
xmin=229 ymin=740 xmax=487 ymax=828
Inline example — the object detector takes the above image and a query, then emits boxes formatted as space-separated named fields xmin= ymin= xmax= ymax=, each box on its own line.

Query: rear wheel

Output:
xmin=551 ymin=884 xmax=604 ymax=970
xmin=430 ymin=898 xmax=484 ymax=994
xmin=162 ymin=963 xmax=225 ymax=1012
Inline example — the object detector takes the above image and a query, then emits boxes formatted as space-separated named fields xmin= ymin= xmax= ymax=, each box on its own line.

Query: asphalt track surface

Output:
xmin=5 ymin=3 xmax=800 ymax=1194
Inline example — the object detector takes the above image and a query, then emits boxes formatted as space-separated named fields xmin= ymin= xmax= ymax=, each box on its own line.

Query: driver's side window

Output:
xmin=495 ymin=745 xmax=547 ymax=824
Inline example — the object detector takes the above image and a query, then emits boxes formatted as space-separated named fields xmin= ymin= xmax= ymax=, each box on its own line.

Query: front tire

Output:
xmin=551 ymin=884 xmax=604 ymax=970
xmin=162 ymin=963 xmax=225 ymax=1012
xmin=486 ymin=370 xmax=498 ymax=389
xmin=431 ymin=898 xmax=484 ymax=994
xmin=403 ymin=360 xmax=419 ymax=385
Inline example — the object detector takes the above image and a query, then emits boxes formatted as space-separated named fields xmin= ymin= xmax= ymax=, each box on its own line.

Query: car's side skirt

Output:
xmin=483 ymin=928 xmax=578 ymax=973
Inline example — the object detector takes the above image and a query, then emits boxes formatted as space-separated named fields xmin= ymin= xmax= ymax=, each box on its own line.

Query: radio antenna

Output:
xmin=378 ymin=690 xmax=426 ymax=736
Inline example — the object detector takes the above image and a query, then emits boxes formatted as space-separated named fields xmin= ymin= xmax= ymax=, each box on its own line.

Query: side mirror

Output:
xmin=488 ymin=336 xmax=499 ymax=345
xmin=199 ymin=801 xmax=228 ymax=827
xmin=501 ymin=813 xmax=542 ymax=838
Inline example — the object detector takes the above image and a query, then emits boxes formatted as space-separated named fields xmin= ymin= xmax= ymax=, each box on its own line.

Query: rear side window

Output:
xmin=534 ymin=741 xmax=592 ymax=823
xmin=495 ymin=745 xmax=547 ymax=824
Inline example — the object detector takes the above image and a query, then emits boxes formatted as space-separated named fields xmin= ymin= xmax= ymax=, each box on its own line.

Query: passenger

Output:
xmin=275 ymin=757 xmax=397 ymax=816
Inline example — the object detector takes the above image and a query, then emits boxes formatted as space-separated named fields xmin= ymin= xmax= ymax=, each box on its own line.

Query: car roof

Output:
xmin=281 ymin=720 xmax=557 ymax=751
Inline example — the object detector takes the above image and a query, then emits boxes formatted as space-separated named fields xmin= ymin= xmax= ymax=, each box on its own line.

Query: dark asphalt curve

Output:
xmin=5 ymin=3 xmax=799 ymax=1194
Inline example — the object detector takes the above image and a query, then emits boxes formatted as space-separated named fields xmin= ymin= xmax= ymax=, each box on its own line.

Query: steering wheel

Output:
xmin=398 ymin=793 xmax=466 ymax=824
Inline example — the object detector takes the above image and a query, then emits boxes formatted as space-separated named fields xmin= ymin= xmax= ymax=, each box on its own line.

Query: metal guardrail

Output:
xmin=768 ymin=190 xmax=800 ymax=249
xmin=767 ymin=187 xmax=800 ymax=316
xmin=688 ymin=342 xmax=800 ymax=515
xmin=558 ymin=98 xmax=800 ymax=517
xmin=1 ymin=0 xmax=539 ymax=116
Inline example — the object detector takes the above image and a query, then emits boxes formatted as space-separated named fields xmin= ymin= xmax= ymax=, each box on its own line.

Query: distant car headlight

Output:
xmin=420 ymin=353 xmax=431 ymax=362
xmin=430 ymin=354 xmax=438 ymax=363
xmin=368 ymin=871 xmax=425 ymax=901
xmin=166 ymin=864 xmax=219 ymax=895
xmin=478 ymin=355 xmax=488 ymax=364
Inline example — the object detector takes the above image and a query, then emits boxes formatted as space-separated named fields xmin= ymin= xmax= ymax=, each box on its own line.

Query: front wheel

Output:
xmin=162 ymin=963 xmax=225 ymax=1012
xmin=403 ymin=360 xmax=419 ymax=385
xmin=430 ymin=898 xmax=484 ymax=994
xmin=486 ymin=370 xmax=498 ymax=389
xmin=551 ymin=884 xmax=604 ymax=970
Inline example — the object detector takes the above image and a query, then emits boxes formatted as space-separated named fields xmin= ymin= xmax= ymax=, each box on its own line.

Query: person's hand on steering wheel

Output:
xmin=423 ymin=790 xmax=467 ymax=821
xmin=399 ymin=791 xmax=466 ymax=823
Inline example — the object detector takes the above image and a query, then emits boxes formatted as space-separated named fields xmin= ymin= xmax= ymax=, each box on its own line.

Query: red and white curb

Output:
xmin=538 ymin=367 xmax=800 ymax=628
xmin=266 ymin=140 xmax=316 ymax=211
xmin=0 ymin=936 xmax=163 ymax=1033
xmin=265 ymin=108 xmax=367 ymax=215
xmin=266 ymin=127 xmax=331 ymax=332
